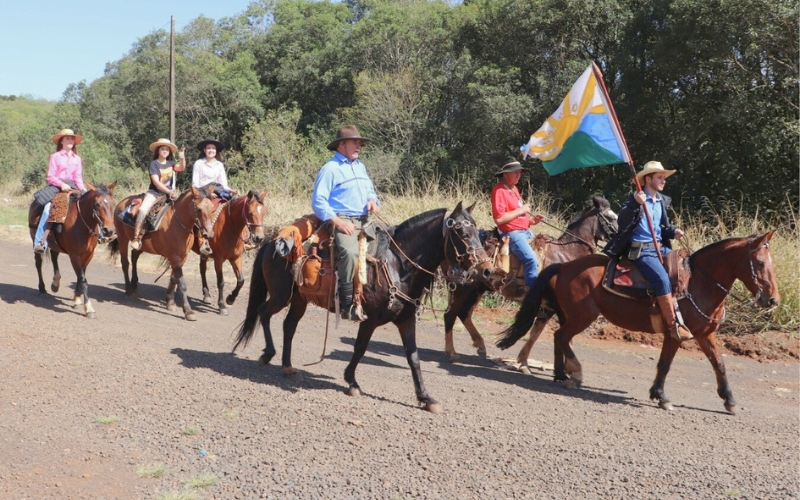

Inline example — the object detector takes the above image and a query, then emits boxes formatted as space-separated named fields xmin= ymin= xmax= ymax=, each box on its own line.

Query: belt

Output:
xmin=337 ymin=214 xmax=369 ymax=222
xmin=631 ymin=241 xmax=658 ymax=247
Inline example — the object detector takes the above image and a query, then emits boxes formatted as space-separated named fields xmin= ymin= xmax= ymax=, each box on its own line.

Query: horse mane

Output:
xmin=80 ymin=184 xmax=112 ymax=199
xmin=375 ymin=208 xmax=447 ymax=257
xmin=688 ymin=235 xmax=751 ymax=268
xmin=246 ymin=190 xmax=264 ymax=204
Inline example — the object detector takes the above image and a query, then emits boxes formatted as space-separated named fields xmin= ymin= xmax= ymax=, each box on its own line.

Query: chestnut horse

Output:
xmin=234 ymin=203 xmax=496 ymax=413
xmin=443 ymin=196 xmax=617 ymax=370
xmin=193 ymin=191 xmax=267 ymax=315
xmin=497 ymin=232 xmax=779 ymax=414
xmin=109 ymin=187 xmax=216 ymax=321
xmin=28 ymin=182 xmax=117 ymax=318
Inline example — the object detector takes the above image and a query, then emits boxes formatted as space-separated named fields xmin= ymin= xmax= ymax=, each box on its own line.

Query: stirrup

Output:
xmin=130 ymin=239 xmax=142 ymax=251
xmin=670 ymin=323 xmax=693 ymax=342
xmin=199 ymin=240 xmax=212 ymax=256
xmin=33 ymin=244 xmax=46 ymax=255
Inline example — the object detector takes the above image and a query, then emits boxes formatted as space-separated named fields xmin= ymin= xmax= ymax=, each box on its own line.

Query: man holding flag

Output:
xmin=519 ymin=62 xmax=691 ymax=341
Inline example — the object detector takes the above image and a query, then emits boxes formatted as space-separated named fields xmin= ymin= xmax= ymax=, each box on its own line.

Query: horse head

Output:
xmin=591 ymin=196 xmax=618 ymax=243
xmin=741 ymin=231 xmax=780 ymax=309
xmin=83 ymin=181 xmax=117 ymax=241
xmin=244 ymin=190 xmax=267 ymax=246
xmin=443 ymin=201 xmax=495 ymax=286
xmin=191 ymin=186 xmax=217 ymax=240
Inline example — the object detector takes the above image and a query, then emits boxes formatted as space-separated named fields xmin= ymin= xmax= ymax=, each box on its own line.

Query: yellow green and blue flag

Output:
xmin=520 ymin=63 xmax=630 ymax=175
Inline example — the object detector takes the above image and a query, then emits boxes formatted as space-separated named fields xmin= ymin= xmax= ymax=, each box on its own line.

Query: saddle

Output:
xmin=46 ymin=192 xmax=77 ymax=224
xmin=602 ymin=249 xmax=691 ymax=300
xmin=117 ymin=194 xmax=171 ymax=233
xmin=496 ymin=235 xmax=543 ymax=301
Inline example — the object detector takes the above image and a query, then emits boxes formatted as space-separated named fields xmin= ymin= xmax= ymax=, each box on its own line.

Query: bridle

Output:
xmin=596 ymin=209 xmax=618 ymax=242
xmin=685 ymin=239 xmax=771 ymax=323
xmin=228 ymin=196 xmax=263 ymax=245
xmin=442 ymin=216 xmax=491 ymax=286
xmin=76 ymin=192 xmax=115 ymax=243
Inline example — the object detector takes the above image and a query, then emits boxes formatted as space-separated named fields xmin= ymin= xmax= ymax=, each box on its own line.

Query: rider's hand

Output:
xmin=634 ymin=190 xmax=646 ymax=205
xmin=367 ymin=199 xmax=379 ymax=213
xmin=529 ymin=214 xmax=544 ymax=225
xmin=230 ymin=189 xmax=240 ymax=196
xmin=674 ymin=228 xmax=685 ymax=239
xmin=520 ymin=203 xmax=532 ymax=215
xmin=178 ymin=147 xmax=185 ymax=160
xmin=332 ymin=216 xmax=355 ymax=236
xmin=60 ymin=183 xmax=71 ymax=192
xmin=169 ymin=189 xmax=179 ymax=201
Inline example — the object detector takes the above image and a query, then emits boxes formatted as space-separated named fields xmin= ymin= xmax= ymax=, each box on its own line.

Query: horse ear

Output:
xmin=85 ymin=182 xmax=96 ymax=191
xmin=260 ymin=191 xmax=267 ymax=202
xmin=191 ymin=186 xmax=201 ymax=197
xmin=108 ymin=181 xmax=117 ymax=191
xmin=465 ymin=201 xmax=477 ymax=215
xmin=205 ymin=185 xmax=215 ymax=196
xmin=452 ymin=201 xmax=463 ymax=216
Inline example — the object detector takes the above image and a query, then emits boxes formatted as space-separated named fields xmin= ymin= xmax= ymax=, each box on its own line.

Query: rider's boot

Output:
xmin=34 ymin=226 xmax=50 ymax=254
xmin=130 ymin=219 xmax=144 ymax=251
xmin=656 ymin=293 xmax=693 ymax=342
xmin=339 ymin=281 xmax=364 ymax=322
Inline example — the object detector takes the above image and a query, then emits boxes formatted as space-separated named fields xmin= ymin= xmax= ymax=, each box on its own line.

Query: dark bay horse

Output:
xmin=497 ymin=232 xmax=779 ymax=414
xmin=109 ymin=186 xmax=216 ymax=321
xmin=234 ymin=202 xmax=495 ymax=412
xmin=193 ymin=191 xmax=267 ymax=316
xmin=443 ymin=196 xmax=617 ymax=369
xmin=28 ymin=182 xmax=117 ymax=318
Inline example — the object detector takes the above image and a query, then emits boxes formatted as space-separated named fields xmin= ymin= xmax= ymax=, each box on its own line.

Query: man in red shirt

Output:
xmin=491 ymin=158 xmax=542 ymax=293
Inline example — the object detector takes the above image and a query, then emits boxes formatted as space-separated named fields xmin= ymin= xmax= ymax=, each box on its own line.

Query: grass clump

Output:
xmin=182 ymin=471 xmax=219 ymax=489
xmin=221 ymin=410 xmax=239 ymax=419
xmin=181 ymin=426 xmax=202 ymax=436
xmin=136 ymin=463 xmax=168 ymax=478
xmin=160 ymin=491 xmax=198 ymax=500
xmin=94 ymin=416 xmax=120 ymax=425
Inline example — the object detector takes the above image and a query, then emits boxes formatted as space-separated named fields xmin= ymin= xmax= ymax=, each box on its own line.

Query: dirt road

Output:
xmin=0 ymin=238 xmax=797 ymax=499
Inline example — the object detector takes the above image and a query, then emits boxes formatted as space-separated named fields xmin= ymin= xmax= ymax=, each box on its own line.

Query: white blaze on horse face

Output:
xmin=607 ymin=209 xmax=618 ymax=221
xmin=257 ymin=206 xmax=263 ymax=214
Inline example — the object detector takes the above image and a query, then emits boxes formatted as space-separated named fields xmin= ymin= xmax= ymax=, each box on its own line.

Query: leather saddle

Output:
xmin=602 ymin=248 xmax=691 ymax=300
xmin=46 ymin=192 xmax=79 ymax=224
xmin=117 ymin=194 xmax=171 ymax=233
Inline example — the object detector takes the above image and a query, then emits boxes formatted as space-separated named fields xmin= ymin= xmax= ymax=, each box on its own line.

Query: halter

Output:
xmin=442 ymin=216 xmax=491 ymax=285
xmin=76 ymin=192 xmax=114 ymax=242
xmin=227 ymin=196 xmax=263 ymax=246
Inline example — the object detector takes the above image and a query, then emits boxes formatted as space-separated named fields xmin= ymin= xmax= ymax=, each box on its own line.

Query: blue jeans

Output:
xmin=503 ymin=229 xmax=539 ymax=287
xmin=34 ymin=202 xmax=51 ymax=248
xmin=632 ymin=245 xmax=672 ymax=296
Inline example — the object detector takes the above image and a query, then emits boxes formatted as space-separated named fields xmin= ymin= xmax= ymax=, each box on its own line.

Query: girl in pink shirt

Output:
xmin=33 ymin=129 xmax=85 ymax=254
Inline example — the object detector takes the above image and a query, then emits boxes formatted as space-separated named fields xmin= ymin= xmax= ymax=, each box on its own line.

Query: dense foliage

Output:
xmin=1 ymin=0 xmax=797 ymax=214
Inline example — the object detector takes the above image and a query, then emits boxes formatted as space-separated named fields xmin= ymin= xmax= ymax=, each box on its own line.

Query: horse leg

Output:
xmin=200 ymin=255 xmax=212 ymax=304
xmin=554 ymin=316 xmax=595 ymax=389
xmin=460 ymin=289 xmax=488 ymax=358
xmin=213 ymin=258 xmax=227 ymax=316
xmin=34 ymin=252 xmax=46 ymax=294
xmin=443 ymin=287 xmax=467 ymax=361
xmin=165 ymin=269 xmax=178 ymax=312
xmin=119 ymin=242 xmax=134 ymax=297
xmin=648 ymin=335 xmax=682 ymax=411
xmin=694 ymin=332 xmax=737 ymax=414
xmin=344 ymin=320 xmax=378 ymax=398
xmin=225 ymin=256 xmax=245 ymax=306
xmin=516 ymin=315 xmax=551 ymax=374
xmin=173 ymin=266 xmax=196 ymax=321
xmin=397 ymin=317 xmax=441 ymax=413
xmin=280 ymin=294 xmax=308 ymax=378
xmin=50 ymin=250 xmax=61 ymax=293
xmin=130 ymin=249 xmax=142 ymax=297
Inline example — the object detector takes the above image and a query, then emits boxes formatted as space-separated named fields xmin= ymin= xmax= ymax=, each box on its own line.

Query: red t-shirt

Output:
xmin=491 ymin=182 xmax=530 ymax=233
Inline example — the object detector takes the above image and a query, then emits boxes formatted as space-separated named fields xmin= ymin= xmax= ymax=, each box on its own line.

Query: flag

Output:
xmin=520 ymin=63 xmax=630 ymax=175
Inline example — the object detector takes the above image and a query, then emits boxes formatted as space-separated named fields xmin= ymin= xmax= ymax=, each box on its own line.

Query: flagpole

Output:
xmin=591 ymin=62 xmax=663 ymax=264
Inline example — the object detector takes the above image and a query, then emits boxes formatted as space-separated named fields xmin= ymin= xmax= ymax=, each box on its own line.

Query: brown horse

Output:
xmin=497 ymin=232 xmax=779 ymax=414
xmin=234 ymin=203 xmax=496 ymax=412
xmin=443 ymin=196 xmax=618 ymax=369
xmin=109 ymin=186 xmax=216 ymax=321
xmin=193 ymin=191 xmax=267 ymax=316
xmin=28 ymin=182 xmax=117 ymax=318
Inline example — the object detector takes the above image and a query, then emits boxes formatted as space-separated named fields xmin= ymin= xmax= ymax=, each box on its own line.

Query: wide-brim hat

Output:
xmin=149 ymin=138 xmax=178 ymax=153
xmin=51 ymin=128 xmax=83 ymax=145
xmin=636 ymin=161 xmax=676 ymax=183
xmin=196 ymin=139 xmax=225 ymax=152
xmin=495 ymin=157 xmax=529 ymax=177
xmin=327 ymin=125 xmax=371 ymax=151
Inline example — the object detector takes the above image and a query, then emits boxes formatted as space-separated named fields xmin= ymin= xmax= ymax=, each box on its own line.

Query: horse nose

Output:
xmin=103 ymin=227 xmax=116 ymax=237
xmin=768 ymin=297 xmax=778 ymax=307
xmin=482 ymin=268 xmax=493 ymax=280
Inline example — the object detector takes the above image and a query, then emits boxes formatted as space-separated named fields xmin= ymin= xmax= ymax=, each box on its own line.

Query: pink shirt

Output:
xmin=47 ymin=149 xmax=85 ymax=190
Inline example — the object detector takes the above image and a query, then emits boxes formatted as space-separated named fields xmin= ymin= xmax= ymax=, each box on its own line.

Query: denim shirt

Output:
xmin=311 ymin=152 xmax=379 ymax=221
xmin=631 ymin=192 xmax=663 ymax=243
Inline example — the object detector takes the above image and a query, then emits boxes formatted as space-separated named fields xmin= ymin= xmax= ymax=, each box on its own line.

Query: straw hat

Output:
xmin=636 ymin=161 xmax=676 ymax=183
xmin=51 ymin=129 xmax=83 ymax=145
xmin=149 ymin=138 xmax=178 ymax=154
xmin=495 ymin=157 xmax=529 ymax=177
xmin=327 ymin=125 xmax=371 ymax=151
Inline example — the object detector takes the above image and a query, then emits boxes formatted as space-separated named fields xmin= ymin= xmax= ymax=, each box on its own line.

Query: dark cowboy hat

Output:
xmin=327 ymin=125 xmax=371 ymax=151
xmin=495 ymin=157 xmax=530 ymax=177
xmin=196 ymin=139 xmax=226 ymax=152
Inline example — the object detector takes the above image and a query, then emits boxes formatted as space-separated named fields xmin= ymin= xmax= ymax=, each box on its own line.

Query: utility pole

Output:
xmin=169 ymin=15 xmax=176 ymax=144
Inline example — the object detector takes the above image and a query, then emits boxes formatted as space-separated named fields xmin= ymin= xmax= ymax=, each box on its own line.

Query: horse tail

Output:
xmin=108 ymin=238 xmax=119 ymax=259
xmin=233 ymin=242 xmax=270 ymax=351
xmin=496 ymin=263 xmax=563 ymax=349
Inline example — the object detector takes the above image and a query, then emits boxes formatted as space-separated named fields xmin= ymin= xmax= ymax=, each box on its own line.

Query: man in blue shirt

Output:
xmin=312 ymin=125 xmax=380 ymax=321
xmin=603 ymin=161 xmax=692 ymax=341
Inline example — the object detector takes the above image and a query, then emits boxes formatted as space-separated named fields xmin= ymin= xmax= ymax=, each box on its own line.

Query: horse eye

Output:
xmin=755 ymin=260 xmax=765 ymax=270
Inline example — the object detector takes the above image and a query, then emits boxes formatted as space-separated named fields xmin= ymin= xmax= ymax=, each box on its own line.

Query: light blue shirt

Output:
xmin=631 ymin=191 xmax=663 ymax=242
xmin=311 ymin=152 xmax=379 ymax=221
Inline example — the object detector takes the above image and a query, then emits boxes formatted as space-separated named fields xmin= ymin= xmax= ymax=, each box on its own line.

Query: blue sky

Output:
xmin=0 ymin=0 xmax=257 ymax=101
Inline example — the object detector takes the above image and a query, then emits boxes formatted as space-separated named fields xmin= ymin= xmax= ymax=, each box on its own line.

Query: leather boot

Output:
xmin=656 ymin=294 xmax=693 ymax=341
xmin=130 ymin=220 xmax=144 ymax=250
xmin=338 ymin=281 xmax=363 ymax=322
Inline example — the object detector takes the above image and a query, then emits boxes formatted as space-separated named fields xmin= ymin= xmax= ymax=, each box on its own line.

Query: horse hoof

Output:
xmin=445 ymin=352 xmax=460 ymax=363
xmin=219 ymin=308 xmax=229 ymax=316
xmin=166 ymin=304 xmax=177 ymax=312
xmin=86 ymin=312 xmax=96 ymax=319
xmin=258 ymin=353 xmax=274 ymax=366
xmin=347 ymin=386 xmax=362 ymax=397
xmin=519 ymin=366 xmax=532 ymax=375
xmin=225 ymin=295 xmax=235 ymax=306
xmin=659 ymin=401 xmax=674 ymax=411
xmin=477 ymin=348 xmax=488 ymax=359
xmin=185 ymin=312 xmax=197 ymax=321
xmin=51 ymin=284 xmax=59 ymax=293
xmin=424 ymin=403 xmax=443 ymax=414
xmin=202 ymin=295 xmax=212 ymax=305
xmin=564 ymin=379 xmax=577 ymax=390
xmin=724 ymin=404 xmax=738 ymax=415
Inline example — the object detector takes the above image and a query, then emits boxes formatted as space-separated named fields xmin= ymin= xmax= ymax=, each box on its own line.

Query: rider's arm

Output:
xmin=149 ymin=173 xmax=172 ymax=195
xmin=311 ymin=165 xmax=337 ymax=222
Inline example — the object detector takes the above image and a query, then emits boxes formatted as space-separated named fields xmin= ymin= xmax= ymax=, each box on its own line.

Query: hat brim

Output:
xmin=496 ymin=166 xmax=530 ymax=177
xmin=636 ymin=168 xmax=676 ymax=183
xmin=327 ymin=136 xmax=371 ymax=151
xmin=52 ymin=134 xmax=83 ymax=145
xmin=149 ymin=141 xmax=178 ymax=153
xmin=197 ymin=140 xmax=225 ymax=152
